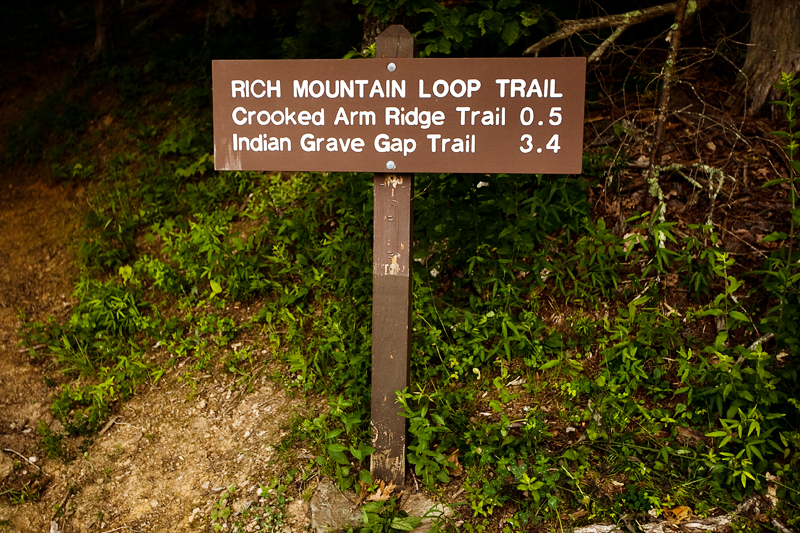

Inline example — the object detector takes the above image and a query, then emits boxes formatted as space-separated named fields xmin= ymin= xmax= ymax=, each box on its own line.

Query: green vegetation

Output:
xmin=4 ymin=2 xmax=799 ymax=531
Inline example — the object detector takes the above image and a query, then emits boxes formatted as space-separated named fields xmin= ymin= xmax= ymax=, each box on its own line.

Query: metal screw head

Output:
xmin=386 ymin=161 xmax=396 ymax=170
xmin=387 ymin=62 xmax=397 ymax=72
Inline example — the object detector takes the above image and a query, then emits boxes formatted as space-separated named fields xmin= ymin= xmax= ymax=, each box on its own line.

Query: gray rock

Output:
xmin=400 ymin=493 xmax=454 ymax=533
xmin=310 ymin=481 xmax=362 ymax=533
xmin=309 ymin=481 xmax=454 ymax=533
xmin=0 ymin=451 xmax=14 ymax=481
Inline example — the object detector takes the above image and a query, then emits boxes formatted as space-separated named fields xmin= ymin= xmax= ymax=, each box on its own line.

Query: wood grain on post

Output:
xmin=371 ymin=25 xmax=414 ymax=488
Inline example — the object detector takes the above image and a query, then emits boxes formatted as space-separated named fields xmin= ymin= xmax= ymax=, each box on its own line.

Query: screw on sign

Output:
xmin=210 ymin=25 xmax=586 ymax=488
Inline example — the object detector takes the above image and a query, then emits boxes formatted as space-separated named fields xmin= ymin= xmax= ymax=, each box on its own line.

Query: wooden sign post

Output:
xmin=210 ymin=38 xmax=586 ymax=488
xmin=370 ymin=25 xmax=414 ymax=489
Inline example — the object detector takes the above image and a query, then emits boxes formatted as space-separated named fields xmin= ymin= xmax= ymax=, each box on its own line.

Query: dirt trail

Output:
xmin=0 ymin=171 xmax=319 ymax=533
xmin=0 ymin=40 xmax=317 ymax=533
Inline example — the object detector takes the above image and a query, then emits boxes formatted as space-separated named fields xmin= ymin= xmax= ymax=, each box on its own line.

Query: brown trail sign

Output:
xmin=211 ymin=54 xmax=585 ymax=174
xmin=211 ymin=25 xmax=586 ymax=488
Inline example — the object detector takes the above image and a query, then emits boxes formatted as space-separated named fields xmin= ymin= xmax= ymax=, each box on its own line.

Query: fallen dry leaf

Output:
xmin=664 ymin=505 xmax=693 ymax=522
xmin=366 ymin=480 xmax=397 ymax=502
xmin=447 ymin=450 xmax=464 ymax=477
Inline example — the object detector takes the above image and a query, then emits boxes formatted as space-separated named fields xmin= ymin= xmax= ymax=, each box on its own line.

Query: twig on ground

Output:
xmin=18 ymin=344 xmax=46 ymax=353
xmin=714 ymin=223 xmax=768 ymax=259
xmin=51 ymin=488 xmax=71 ymax=526
xmin=3 ymin=448 xmax=50 ymax=476
xmin=98 ymin=415 xmax=120 ymax=437
xmin=748 ymin=332 xmax=776 ymax=351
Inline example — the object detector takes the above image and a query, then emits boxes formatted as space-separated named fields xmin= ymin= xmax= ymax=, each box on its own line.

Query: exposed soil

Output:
xmin=0 ymin=169 xmax=323 ymax=532
xmin=0 ymin=137 xmax=322 ymax=533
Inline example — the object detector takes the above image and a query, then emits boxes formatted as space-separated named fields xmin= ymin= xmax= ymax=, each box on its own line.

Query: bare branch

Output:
xmin=588 ymin=23 xmax=630 ymax=63
xmin=649 ymin=0 xmax=691 ymax=172
xmin=522 ymin=2 xmax=679 ymax=57
xmin=523 ymin=0 xmax=716 ymax=58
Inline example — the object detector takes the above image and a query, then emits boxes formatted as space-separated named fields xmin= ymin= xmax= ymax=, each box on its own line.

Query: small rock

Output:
xmin=0 ymin=451 xmax=14 ymax=481
xmin=150 ymin=500 xmax=158 ymax=508
xmin=198 ymin=399 xmax=207 ymax=409
xmin=202 ymin=481 xmax=210 ymax=490
xmin=310 ymin=481 xmax=361 ymax=533
xmin=401 ymin=493 xmax=454 ymax=533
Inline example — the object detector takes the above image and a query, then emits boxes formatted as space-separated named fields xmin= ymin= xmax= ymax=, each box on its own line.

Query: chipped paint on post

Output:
xmin=371 ymin=170 xmax=412 ymax=487
xmin=371 ymin=25 xmax=414 ymax=489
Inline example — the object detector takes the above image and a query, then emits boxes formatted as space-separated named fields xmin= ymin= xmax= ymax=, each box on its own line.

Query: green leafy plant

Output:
xmin=210 ymin=485 xmax=235 ymax=531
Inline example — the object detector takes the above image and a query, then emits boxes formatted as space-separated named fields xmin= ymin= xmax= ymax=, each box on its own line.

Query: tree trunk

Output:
xmin=732 ymin=0 xmax=800 ymax=116
xmin=91 ymin=0 xmax=118 ymax=61
xmin=206 ymin=0 xmax=241 ymax=35
xmin=361 ymin=13 xmax=389 ymax=54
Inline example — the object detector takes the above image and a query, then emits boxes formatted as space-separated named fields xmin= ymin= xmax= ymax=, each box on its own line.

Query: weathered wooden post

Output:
xmin=370 ymin=25 xmax=414 ymax=488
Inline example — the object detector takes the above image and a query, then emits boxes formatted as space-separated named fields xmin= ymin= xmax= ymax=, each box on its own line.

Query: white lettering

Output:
xmin=550 ymin=79 xmax=562 ymax=97
xmin=369 ymin=80 xmax=385 ymax=98
xmin=496 ymin=79 xmax=510 ymax=98
xmin=341 ymin=80 xmax=354 ymax=98
xmin=450 ymin=79 xmax=466 ymax=98
xmin=419 ymin=80 xmax=431 ymax=98
xmin=520 ymin=107 xmax=534 ymax=126
xmin=266 ymin=80 xmax=281 ymax=98
xmin=233 ymin=134 xmax=290 ymax=152
xmin=511 ymin=79 xmax=525 ymax=98
xmin=526 ymin=79 xmax=542 ymax=98
xmin=309 ymin=80 xmax=324 ymax=98
xmin=375 ymin=133 xmax=390 ymax=152
xmin=335 ymin=107 xmax=349 ymax=125
xmin=432 ymin=80 xmax=448 ymax=98
xmin=427 ymin=134 xmax=441 ymax=152
xmin=301 ymin=133 xmax=316 ymax=151
xmin=355 ymin=80 xmax=369 ymax=98
xmin=456 ymin=106 xmax=470 ymax=125
xmin=467 ymin=79 xmax=481 ymax=98
xmin=232 ymin=106 xmax=247 ymax=125
xmin=251 ymin=80 xmax=265 ymax=98
xmin=232 ymin=80 xmax=246 ymax=98
xmin=294 ymin=80 xmax=309 ymax=98
xmin=325 ymin=80 xmax=339 ymax=98
xmin=391 ymin=80 xmax=406 ymax=98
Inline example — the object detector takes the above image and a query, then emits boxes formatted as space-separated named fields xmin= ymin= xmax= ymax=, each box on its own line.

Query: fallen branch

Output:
xmin=572 ymin=515 xmax=733 ymax=533
xmin=587 ymin=23 xmax=630 ymax=63
xmin=18 ymin=343 xmax=46 ymax=354
xmin=523 ymin=3 xmax=677 ymax=56
xmin=2 ymin=448 xmax=50 ymax=476
xmin=98 ymin=415 xmax=121 ymax=437
xmin=523 ymin=1 xmax=710 ymax=58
